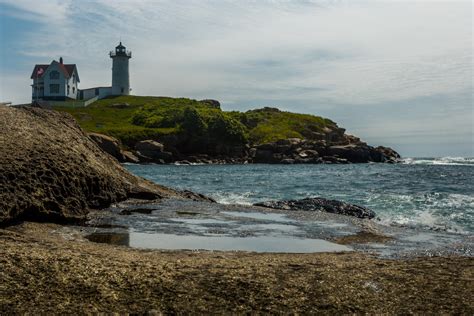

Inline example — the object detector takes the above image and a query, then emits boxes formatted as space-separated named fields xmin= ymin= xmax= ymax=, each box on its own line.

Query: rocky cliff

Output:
xmin=0 ymin=105 xmax=211 ymax=225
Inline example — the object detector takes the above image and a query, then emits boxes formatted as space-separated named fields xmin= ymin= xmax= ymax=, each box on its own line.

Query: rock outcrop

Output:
xmin=0 ymin=106 xmax=212 ymax=225
xmin=254 ymin=197 xmax=376 ymax=219
xmin=249 ymin=137 xmax=400 ymax=164
xmin=88 ymin=132 xmax=124 ymax=161
xmin=135 ymin=140 xmax=173 ymax=163
xmin=88 ymin=132 xmax=140 ymax=163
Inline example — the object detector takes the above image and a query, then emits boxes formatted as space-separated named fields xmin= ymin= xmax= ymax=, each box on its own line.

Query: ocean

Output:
xmin=124 ymin=157 xmax=474 ymax=235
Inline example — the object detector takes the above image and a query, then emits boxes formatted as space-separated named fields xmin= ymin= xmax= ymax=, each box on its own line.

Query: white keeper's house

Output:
xmin=31 ymin=57 xmax=79 ymax=101
xmin=31 ymin=42 xmax=132 ymax=104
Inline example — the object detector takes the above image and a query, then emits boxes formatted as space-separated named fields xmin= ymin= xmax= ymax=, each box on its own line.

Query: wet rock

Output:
xmin=180 ymin=190 xmax=216 ymax=203
xmin=119 ymin=208 xmax=154 ymax=215
xmin=254 ymin=149 xmax=275 ymax=163
xmin=176 ymin=160 xmax=192 ymax=165
xmin=254 ymin=197 xmax=375 ymax=219
xmin=373 ymin=146 xmax=401 ymax=163
xmin=328 ymin=145 xmax=372 ymax=163
xmin=0 ymin=106 xmax=211 ymax=225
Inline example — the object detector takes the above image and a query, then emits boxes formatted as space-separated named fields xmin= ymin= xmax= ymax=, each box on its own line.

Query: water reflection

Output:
xmin=86 ymin=232 xmax=130 ymax=246
xmin=85 ymin=230 xmax=352 ymax=253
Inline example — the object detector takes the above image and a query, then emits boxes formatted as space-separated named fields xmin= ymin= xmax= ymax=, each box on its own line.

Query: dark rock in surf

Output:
xmin=254 ymin=197 xmax=375 ymax=219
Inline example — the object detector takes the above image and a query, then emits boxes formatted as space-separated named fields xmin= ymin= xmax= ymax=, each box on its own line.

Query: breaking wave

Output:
xmin=402 ymin=157 xmax=474 ymax=166
xmin=210 ymin=191 xmax=255 ymax=205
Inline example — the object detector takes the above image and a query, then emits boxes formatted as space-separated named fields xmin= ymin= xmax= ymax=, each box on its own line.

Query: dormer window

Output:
xmin=50 ymin=71 xmax=60 ymax=79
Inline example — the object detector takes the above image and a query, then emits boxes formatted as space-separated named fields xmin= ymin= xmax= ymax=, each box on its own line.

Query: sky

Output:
xmin=0 ymin=0 xmax=472 ymax=157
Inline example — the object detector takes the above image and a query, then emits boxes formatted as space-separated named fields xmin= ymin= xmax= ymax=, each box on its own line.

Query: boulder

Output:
xmin=122 ymin=150 xmax=140 ymax=163
xmin=255 ymin=143 xmax=276 ymax=151
xmin=373 ymin=146 xmax=401 ymax=163
xmin=328 ymin=145 xmax=372 ymax=163
xmin=253 ymin=149 xmax=274 ymax=163
xmin=249 ymin=147 xmax=257 ymax=158
xmin=275 ymin=145 xmax=292 ymax=153
xmin=135 ymin=140 xmax=173 ymax=162
xmin=254 ymin=197 xmax=375 ymax=219
xmin=136 ymin=140 xmax=164 ymax=153
xmin=0 ymin=106 xmax=211 ymax=225
xmin=88 ymin=132 xmax=124 ymax=162
xmin=298 ymin=149 xmax=319 ymax=159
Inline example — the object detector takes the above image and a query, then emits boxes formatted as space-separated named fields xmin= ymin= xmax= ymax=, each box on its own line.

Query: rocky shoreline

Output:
xmin=89 ymin=132 xmax=401 ymax=165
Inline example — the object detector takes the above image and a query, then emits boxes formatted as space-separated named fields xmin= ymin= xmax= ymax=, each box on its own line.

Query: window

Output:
xmin=121 ymin=87 xmax=124 ymax=93
xmin=67 ymin=85 xmax=70 ymax=95
xmin=50 ymin=84 xmax=60 ymax=94
xmin=95 ymin=88 xmax=99 ymax=96
xmin=73 ymin=87 xmax=75 ymax=93
xmin=49 ymin=71 xmax=60 ymax=79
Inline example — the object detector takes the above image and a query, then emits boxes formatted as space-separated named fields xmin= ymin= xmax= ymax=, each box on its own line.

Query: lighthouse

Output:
xmin=110 ymin=42 xmax=131 ymax=96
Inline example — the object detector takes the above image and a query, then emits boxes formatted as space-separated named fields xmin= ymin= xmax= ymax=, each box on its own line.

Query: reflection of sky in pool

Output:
xmin=86 ymin=231 xmax=352 ymax=253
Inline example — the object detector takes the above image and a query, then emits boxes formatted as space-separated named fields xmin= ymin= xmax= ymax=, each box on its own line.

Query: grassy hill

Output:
xmin=55 ymin=96 xmax=337 ymax=149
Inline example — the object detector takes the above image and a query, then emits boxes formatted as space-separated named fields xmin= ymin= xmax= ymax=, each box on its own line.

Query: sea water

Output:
xmin=124 ymin=157 xmax=474 ymax=235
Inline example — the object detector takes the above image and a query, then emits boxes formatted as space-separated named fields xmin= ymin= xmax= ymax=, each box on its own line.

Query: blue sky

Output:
xmin=0 ymin=0 xmax=472 ymax=157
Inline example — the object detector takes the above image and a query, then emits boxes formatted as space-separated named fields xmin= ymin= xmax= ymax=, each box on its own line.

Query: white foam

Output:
xmin=378 ymin=209 xmax=469 ymax=234
xmin=211 ymin=191 xmax=255 ymax=205
xmin=402 ymin=157 xmax=474 ymax=166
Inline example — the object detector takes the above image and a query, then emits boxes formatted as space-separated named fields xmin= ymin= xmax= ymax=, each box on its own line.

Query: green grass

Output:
xmin=55 ymin=96 xmax=199 ymax=146
xmin=231 ymin=108 xmax=336 ymax=144
xmin=55 ymin=96 xmax=335 ymax=147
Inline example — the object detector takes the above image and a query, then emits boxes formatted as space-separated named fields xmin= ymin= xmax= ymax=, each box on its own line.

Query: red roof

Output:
xmin=30 ymin=61 xmax=77 ymax=79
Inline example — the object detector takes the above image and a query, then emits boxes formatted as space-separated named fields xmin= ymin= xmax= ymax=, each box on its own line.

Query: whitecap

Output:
xmin=211 ymin=191 xmax=256 ymax=205
xmin=403 ymin=157 xmax=474 ymax=166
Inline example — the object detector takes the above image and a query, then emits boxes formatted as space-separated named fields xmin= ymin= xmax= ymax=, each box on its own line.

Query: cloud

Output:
xmin=0 ymin=0 xmax=472 ymax=156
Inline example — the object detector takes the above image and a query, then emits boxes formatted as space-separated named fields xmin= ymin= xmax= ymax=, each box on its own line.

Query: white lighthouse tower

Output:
xmin=110 ymin=42 xmax=131 ymax=96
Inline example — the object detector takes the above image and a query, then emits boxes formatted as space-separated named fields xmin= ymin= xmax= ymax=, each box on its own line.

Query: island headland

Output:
xmin=53 ymin=96 xmax=400 ymax=165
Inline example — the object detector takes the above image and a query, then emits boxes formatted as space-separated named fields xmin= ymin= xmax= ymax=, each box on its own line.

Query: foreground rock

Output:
xmin=1 ymin=222 xmax=473 ymax=314
xmin=0 ymin=105 xmax=211 ymax=225
xmin=254 ymin=197 xmax=376 ymax=219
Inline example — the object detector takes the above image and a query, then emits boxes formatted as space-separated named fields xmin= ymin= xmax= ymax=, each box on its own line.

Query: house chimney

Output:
xmin=59 ymin=57 xmax=63 ymax=64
